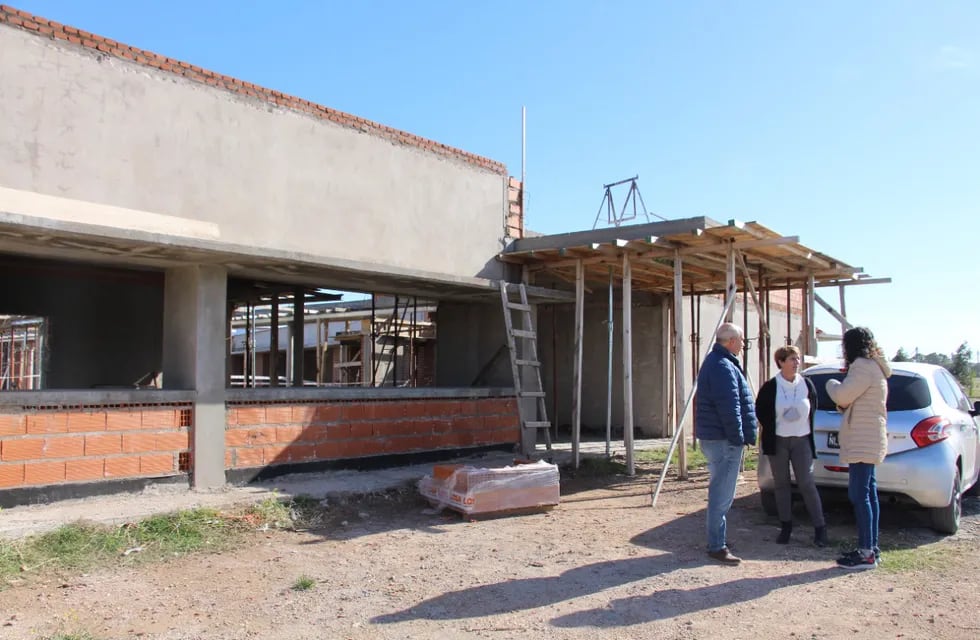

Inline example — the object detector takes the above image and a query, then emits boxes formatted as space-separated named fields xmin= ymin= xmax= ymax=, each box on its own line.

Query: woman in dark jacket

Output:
xmin=756 ymin=345 xmax=828 ymax=546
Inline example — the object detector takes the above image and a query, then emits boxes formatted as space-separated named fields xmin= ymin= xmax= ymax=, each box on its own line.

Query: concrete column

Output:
xmin=162 ymin=265 xmax=228 ymax=489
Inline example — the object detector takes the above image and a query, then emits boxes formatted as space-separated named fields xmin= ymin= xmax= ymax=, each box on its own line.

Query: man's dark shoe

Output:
xmin=707 ymin=547 xmax=742 ymax=565
xmin=776 ymin=521 xmax=793 ymax=544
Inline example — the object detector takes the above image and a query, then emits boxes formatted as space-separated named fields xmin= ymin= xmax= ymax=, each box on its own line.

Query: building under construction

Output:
xmin=0 ymin=6 xmax=887 ymax=506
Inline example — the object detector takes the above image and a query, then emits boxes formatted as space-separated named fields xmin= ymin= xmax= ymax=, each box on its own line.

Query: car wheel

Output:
xmin=930 ymin=468 xmax=962 ymax=535
xmin=760 ymin=490 xmax=778 ymax=516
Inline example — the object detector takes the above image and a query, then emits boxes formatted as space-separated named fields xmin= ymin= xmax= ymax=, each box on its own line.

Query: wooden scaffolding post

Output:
xmin=673 ymin=251 xmax=687 ymax=479
xmin=623 ymin=252 xmax=634 ymax=476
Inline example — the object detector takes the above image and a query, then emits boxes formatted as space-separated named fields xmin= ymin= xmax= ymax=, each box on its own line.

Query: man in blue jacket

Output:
xmin=696 ymin=322 xmax=758 ymax=565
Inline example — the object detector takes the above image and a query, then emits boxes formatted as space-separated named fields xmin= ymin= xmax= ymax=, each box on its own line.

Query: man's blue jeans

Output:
xmin=700 ymin=439 xmax=744 ymax=552
xmin=847 ymin=462 xmax=879 ymax=551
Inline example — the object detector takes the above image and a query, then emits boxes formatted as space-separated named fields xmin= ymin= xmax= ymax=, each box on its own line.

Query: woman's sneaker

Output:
xmin=836 ymin=549 xmax=876 ymax=570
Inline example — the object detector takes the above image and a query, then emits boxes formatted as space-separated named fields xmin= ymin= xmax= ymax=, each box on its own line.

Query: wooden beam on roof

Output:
xmin=675 ymin=235 xmax=800 ymax=256
xmin=734 ymin=222 xmax=832 ymax=269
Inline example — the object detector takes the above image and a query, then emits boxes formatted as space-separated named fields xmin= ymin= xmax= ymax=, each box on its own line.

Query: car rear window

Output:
xmin=805 ymin=372 xmax=931 ymax=412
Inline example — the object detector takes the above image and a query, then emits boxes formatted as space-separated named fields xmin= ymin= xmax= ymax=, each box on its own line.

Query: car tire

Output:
xmin=760 ymin=489 xmax=778 ymax=517
xmin=930 ymin=468 xmax=962 ymax=535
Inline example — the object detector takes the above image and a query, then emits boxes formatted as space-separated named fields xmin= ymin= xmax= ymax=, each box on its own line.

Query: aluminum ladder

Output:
xmin=499 ymin=281 xmax=552 ymax=452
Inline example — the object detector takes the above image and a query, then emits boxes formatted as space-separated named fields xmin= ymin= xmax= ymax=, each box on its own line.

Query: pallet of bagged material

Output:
xmin=418 ymin=460 xmax=560 ymax=516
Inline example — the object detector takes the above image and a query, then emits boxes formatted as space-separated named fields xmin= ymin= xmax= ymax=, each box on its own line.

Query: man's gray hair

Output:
xmin=716 ymin=322 xmax=744 ymax=344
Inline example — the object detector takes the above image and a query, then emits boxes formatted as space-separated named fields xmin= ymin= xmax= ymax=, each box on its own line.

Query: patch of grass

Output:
xmin=874 ymin=543 xmax=961 ymax=573
xmin=292 ymin=574 xmax=316 ymax=591
xmin=637 ymin=444 xmax=708 ymax=469
xmin=1 ymin=503 xmax=303 ymax=589
xmin=41 ymin=632 xmax=101 ymax=640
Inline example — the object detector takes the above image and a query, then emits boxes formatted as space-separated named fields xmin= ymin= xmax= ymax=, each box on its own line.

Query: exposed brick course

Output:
xmin=224 ymin=397 xmax=520 ymax=471
xmin=0 ymin=405 xmax=191 ymax=489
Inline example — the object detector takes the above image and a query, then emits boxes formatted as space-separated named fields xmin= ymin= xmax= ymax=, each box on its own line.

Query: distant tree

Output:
xmin=949 ymin=342 xmax=974 ymax=390
xmin=922 ymin=352 xmax=951 ymax=368
xmin=893 ymin=347 xmax=911 ymax=362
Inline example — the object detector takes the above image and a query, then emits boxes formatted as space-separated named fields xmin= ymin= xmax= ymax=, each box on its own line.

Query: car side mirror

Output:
xmin=972 ymin=401 xmax=980 ymax=417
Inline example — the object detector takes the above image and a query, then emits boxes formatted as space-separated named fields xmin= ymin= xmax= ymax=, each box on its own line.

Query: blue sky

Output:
xmin=12 ymin=1 xmax=980 ymax=360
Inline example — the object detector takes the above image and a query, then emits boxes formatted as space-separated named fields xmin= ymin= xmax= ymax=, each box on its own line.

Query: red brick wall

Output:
xmin=507 ymin=177 xmax=524 ymax=239
xmin=0 ymin=5 xmax=506 ymax=177
xmin=224 ymin=397 xmax=519 ymax=470
xmin=0 ymin=406 xmax=191 ymax=489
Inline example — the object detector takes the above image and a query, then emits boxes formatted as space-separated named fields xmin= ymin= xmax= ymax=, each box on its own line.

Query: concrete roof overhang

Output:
xmin=501 ymin=216 xmax=889 ymax=293
xmin=0 ymin=187 xmax=573 ymax=303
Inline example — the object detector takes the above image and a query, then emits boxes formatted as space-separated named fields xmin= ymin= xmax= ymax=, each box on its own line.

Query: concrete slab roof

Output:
xmin=501 ymin=216 xmax=889 ymax=294
xmin=0 ymin=186 xmax=573 ymax=303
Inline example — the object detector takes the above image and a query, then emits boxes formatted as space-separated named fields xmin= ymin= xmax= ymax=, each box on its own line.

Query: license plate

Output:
xmin=827 ymin=432 xmax=840 ymax=449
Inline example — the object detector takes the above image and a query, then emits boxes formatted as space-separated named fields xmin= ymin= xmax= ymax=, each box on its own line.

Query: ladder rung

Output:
xmin=512 ymin=329 xmax=536 ymax=339
xmin=506 ymin=302 xmax=532 ymax=312
xmin=514 ymin=359 xmax=540 ymax=367
xmin=518 ymin=391 xmax=547 ymax=398
xmin=524 ymin=421 xmax=551 ymax=429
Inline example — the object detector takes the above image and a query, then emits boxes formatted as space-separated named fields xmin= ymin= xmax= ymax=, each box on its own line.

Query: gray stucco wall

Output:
xmin=538 ymin=293 xmax=666 ymax=437
xmin=0 ymin=261 xmax=163 ymax=389
xmin=0 ymin=25 xmax=506 ymax=279
xmin=537 ymin=292 xmax=800 ymax=438
xmin=435 ymin=302 xmax=511 ymax=388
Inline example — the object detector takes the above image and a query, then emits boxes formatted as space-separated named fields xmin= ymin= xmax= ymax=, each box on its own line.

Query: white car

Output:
xmin=758 ymin=361 xmax=980 ymax=534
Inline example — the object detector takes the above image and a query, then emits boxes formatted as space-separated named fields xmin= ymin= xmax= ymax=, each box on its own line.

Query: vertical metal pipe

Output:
xmin=786 ymin=282 xmax=792 ymax=346
xmin=245 ymin=302 xmax=252 ymax=388
xmin=270 ymin=295 xmax=279 ymax=387
xmin=392 ymin=295 xmax=400 ymax=387
xmin=571 ymin=259 xmax=584 ymax=469
xmin=251 ymin=304 xmax=258 ymax=388
xmin=292 ymin=288 xmax=304 ymax=387
xmin=606 ymin=266 xmax=613 ymax=458
xmin=521 ymin=106 xmax=526 ymax=219
xmin=36 ymin=320 xmax=45 ymax=389
xmin=370 ymin=293 xmax=377 ymax=387
xmin=411 ymin=297 xmax=418 ymax=387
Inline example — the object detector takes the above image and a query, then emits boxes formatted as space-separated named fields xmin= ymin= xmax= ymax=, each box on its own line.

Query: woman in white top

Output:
xmin=755 ymin=345 xmax=828 ymax=546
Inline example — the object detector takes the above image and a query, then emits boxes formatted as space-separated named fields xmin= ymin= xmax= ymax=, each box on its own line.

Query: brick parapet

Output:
xmin=0 ymin=4 xmax=508 ymax=176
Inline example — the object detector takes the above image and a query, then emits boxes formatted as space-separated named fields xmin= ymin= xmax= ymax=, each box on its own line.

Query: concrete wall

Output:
xmin=0 ymin=260 xmax=163 ymax=389
xmin=538 ymin=292 xmax=800 ymax=438
xmin=435 ymin=302 xmax=512 ymax=387
xmin=538 ymin=292 xmax=666 ymax=437
xmin=0 ymin=23 xmax=507 ymax=279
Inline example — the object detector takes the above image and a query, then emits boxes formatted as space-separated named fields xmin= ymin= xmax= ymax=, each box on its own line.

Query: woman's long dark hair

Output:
xmin=842 ymin=327 xmax=880 ymax=364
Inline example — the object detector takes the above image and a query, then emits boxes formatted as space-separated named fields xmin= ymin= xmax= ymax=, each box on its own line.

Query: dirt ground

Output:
xmin=2 ymin=460 xmax=980 ymax=640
